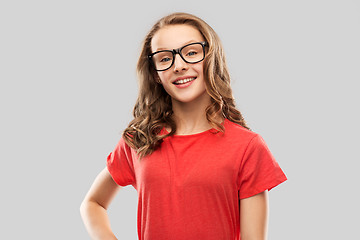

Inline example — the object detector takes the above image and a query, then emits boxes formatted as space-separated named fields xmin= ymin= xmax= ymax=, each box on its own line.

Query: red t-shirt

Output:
xmin=107 ymin=118 xmax=287 ymax=240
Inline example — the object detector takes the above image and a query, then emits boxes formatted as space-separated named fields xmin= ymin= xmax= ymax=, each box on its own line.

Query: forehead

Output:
xmin=151 ymin=24 xmax=204 ymax=51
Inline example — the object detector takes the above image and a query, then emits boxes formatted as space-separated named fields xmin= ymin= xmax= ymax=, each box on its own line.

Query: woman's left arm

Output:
xmin=240 ymin=190 xmax=269 ymax=240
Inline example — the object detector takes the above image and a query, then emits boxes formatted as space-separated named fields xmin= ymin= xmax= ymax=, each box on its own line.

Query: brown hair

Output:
xmin=123 ymin=12 xmax=251 ymax=158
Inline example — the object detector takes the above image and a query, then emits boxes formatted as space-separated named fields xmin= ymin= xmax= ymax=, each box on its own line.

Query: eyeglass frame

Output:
xmin=148 ymin=41 xmax=208 ymax=72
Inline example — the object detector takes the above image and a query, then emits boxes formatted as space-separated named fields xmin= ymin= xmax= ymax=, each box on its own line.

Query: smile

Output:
xmin=173 ymin=77 xmax=196 ymax=85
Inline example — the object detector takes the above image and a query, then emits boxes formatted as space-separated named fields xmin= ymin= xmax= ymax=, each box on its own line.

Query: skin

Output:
xmin=240 ymin=191 xmax=269 ymax=240
xmin=80 ymin=24 xmax=269 ymax=240
xmin=80 ymin=167 xmax=120 ymax=240
xmin=151 ymin=24 xmax=213 ymax=135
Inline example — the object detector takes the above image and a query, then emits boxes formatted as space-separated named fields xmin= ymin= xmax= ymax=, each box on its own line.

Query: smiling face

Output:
xmin=150 ymin=24 xmax=209 ymax=105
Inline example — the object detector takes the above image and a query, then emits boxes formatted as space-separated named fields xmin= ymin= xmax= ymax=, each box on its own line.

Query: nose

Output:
xmin=173 ymin=53 xmax=188 ymax=72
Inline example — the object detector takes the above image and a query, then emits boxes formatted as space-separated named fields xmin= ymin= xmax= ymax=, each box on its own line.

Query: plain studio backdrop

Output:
xmin=1 ymin=0 xmax=359 ymax=239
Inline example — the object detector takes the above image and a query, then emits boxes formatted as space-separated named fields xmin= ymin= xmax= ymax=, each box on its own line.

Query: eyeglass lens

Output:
xmin=151 ymin=43 xmax=204 ymax=71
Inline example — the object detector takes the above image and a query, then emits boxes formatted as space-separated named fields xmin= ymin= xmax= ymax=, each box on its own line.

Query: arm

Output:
xmin=80 ymin=167 xmax=121 ymax=240
xmin=240 ymin=190 xmax=269 ymax=240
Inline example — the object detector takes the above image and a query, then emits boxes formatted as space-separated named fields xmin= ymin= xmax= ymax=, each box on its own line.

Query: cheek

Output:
xmin=195 ymin=62 xmax=205 ymax=75
xmin=158 ymin=72 xmax=169 ymax=83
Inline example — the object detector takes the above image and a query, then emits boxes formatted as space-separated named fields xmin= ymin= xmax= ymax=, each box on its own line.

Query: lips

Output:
xmin=173 ymin=77 xmax=197 ymax=85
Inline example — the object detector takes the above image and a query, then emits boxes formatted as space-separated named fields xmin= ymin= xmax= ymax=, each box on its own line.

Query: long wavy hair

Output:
xmin=123 ymin=12 xmax=251 ymax=159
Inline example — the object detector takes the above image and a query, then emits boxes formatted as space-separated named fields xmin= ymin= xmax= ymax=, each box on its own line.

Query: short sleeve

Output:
xmin=106 ymin=137 xmax=136 ymax=187
xmin=238 ymin=134 xmax=287 ymax=199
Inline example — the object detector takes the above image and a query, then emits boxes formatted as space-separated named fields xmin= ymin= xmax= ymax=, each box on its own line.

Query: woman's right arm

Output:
xmin=80 ymin=167 xmax=122 ymax=240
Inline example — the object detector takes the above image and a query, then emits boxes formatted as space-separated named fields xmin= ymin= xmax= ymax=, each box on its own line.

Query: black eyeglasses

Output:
xmin=148 ymin=42 xmax=207 ymax=71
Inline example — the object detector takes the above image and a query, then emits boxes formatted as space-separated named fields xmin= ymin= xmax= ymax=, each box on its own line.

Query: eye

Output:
xmin=160 ymin=57 xmax=171 ymax=63
xmin=186 ymin=51 xmax=198 ymax=57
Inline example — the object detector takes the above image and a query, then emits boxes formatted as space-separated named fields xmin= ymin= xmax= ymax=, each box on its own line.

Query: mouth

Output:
xmin=172 ymin=77 xmax=197 ymax=85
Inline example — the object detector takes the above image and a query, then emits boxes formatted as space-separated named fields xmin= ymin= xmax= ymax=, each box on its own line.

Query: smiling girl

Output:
xmin=80 ymin=12 xmax=287 ymax=240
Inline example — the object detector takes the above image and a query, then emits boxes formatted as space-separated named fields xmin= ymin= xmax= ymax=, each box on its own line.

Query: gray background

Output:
xmin=1 ymin=0 xmax=359 ymax=239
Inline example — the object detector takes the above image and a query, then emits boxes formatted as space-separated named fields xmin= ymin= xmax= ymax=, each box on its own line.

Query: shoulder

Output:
xmin=223 ymin=119 xmax=258 ymax=141
xmin=112 ymin=136 xmax=135 ymax=156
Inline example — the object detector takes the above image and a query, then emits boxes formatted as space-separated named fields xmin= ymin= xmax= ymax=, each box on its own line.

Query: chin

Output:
xmin=173 ymin=92 xmax=210 ymax=104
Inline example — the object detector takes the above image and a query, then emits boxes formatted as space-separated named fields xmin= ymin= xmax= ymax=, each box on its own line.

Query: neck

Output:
xmin=169 ymin=93 xmax=220 ymax=135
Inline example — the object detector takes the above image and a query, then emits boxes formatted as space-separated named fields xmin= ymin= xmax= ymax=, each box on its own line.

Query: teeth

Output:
xmin=174 ymin=77 xmax=195 ymax=84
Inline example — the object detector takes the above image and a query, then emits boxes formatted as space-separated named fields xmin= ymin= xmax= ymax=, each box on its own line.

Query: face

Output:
xmin=150 ymin=24 xmax=209 ymax=105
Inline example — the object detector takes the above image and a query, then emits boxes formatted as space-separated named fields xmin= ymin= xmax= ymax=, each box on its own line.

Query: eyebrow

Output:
xmin=154 ymin=40 xmax=201 ymax=51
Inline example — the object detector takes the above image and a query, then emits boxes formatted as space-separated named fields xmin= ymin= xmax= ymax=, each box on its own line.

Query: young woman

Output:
xmin=80 ymin=12 xmax=287 ymax=240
